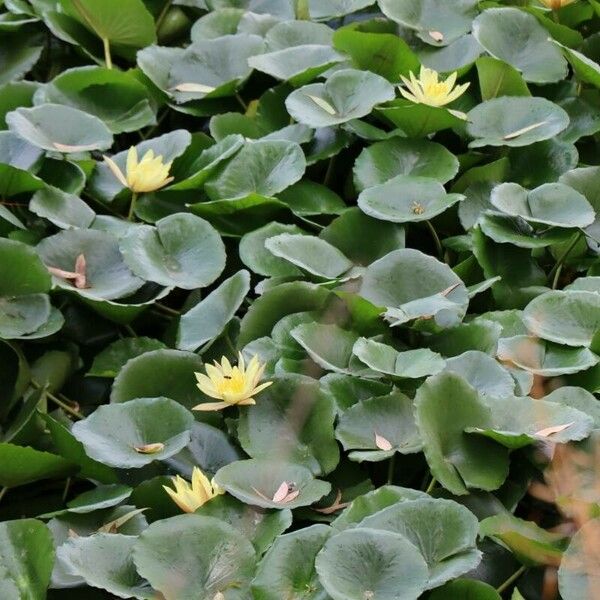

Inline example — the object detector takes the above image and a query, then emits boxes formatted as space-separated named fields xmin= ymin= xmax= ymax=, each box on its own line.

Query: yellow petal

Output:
xmin=193 ymin=401 xmax=230 ymax=411
xmin=126 ymin=146 xmax=138 ymax=175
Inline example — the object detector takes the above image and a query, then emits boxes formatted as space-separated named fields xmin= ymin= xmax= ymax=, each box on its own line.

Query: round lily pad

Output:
xmin=358 ymin=175 xmax=464 ymax=223
xmin=6 ymin=103 xmax=113 ymax=152
xmin=238 ymin=375 xmax=339 ymax=475
xmin=467 ymin=97 xmax=570 ymax=148
xmin=360 ymin=497 xmax=481 ymax=588
xmin=359 ymin=249 xmax=469 ymax=328
xmin=285 ymin=69 xmax=396 ymax=128
xmin=523 ymin=290 xmax=600 ymax=347
xmin=0 ymin=237 xmax=51 ymax=296
xmin=473 ymin=8 xmax=568 ymax=83
xmin=336 ymin=392 xmax=422 ymax=462
xmin=353 ymin=137 xmax=459 ymax=192
xmin=133 ymin=514 xmax=256 ymax=600
xmin=214 ymin=459 xmax=331 ymax=509
xmin=72 ymin=397 xmax=194 ymax=468
xmin=490 ymin=182 xmax=595 ymax=228
xmin=119 ymin=213 xmax=226 ymax=290
xmin=36 ymin=229 xmax=144 ymax=300
xmin=315 ymin=527 xmax=429 ymax=600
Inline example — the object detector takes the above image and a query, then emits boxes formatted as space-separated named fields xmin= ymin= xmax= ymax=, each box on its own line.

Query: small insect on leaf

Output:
xmin=503 ymin=121 xmax=547 ymax=140
xmin=306 ymin=94 xmax=337 ymax=115
xmin=47 ymin=254 xmax=90 ymax=289
xmin=375 ymin=433 xmax=393 ymax=451
xmin=172 ymin=82 xmax=217 ymax=93
xmin=534 ymin=423 xmax=574 ymax=438
xmin=133 ymin=442 xmax=165 ymax=454
xmin=429 ymin=30 xmax=444 ymax=42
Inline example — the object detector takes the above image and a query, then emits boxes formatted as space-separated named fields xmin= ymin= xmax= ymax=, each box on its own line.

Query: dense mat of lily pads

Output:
xmin=2 ymin=0 xmax=600 ymax=598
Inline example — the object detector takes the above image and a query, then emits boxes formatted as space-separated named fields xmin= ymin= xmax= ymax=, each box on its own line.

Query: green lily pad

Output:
xmin=480 ymin=514 xmax=566 ymax=566
xmin=467 ymin=97 xmax=570 ymax=148
xmin=252 ymin=524 xmax=332 ymax=600
xmin=214 ymin=459 xmax=331 ymax=509
xmin=177 ymin=270 xmax=249 ymax=351
xmin=378 ymin=0 xmax=478 ymax=45
xmin=6 ymin=103 xmax=113 ymax=152
xmin=265 ymin=233 xmax=353 ymax=279
xmin=66 ymin=484 xmax=132 ymax=514
xmin=286 ymin=68 xmax=395 ymax=128
xmin=30 ymin=186 xmax=96 ymax=230
xmin=353 ymin=138 xmax=459 ymax=192
xmin=332 ymin=485 xmax=428 ymax=531
xmin=473 ymin=8 xmax=567 ymax=83
xmin=57 ymin=533 xmax=154 ymax=599
xmin=119 ymin=213 xmax=226 ymax=290
xmin=197 ymin=494 xmax=291 ymax=555
xmin=37 ymin=229 xmax=144 ymax=300
xmin=315 ymin=527 xmax=429 ymax=600
xmin=352 ymin=337 xmax=445 ymax=379
xmin=0 ymin=519 xmax=54 ymax=599
xmin=469 ymin=394 xmax=594 ymax=448
xmin=88 ymin=337 xmax=167 ymax=378
xmin=40 ymin=66 xmax=155 ymax=134
xmin=239 ymin=222 xmax=305 ymax=277
xmin=238 ymin=374 xmax=339 ymax=474
xmin=479 ymin=213 xmax=573 ymax=249
xmin=429 ymin=579 xmax=501 ymax=600
xmin=320 ymin=208 xmax=406 ymax=266
xmin=523 ymin=290 xmax=600 ymax=347
xmin=278 ymin=180 xmax=346 ymax=217
xmin=204 ymin=139 xmax=306 ymax=200
xmin=359 ymin=249 xmax=469 ymax=328
xmin=291 ymin=322 xmax=359 ymax=374
xmin=72 ymin=397 xmax=194 ymax=468
xmin=59 ymin=0 xmax=155 ymax=51
xmin=490 ymin=182 xmax=594 ymax=228
xmin=0 ymin=237 xmax=51 ymax=295
xmin=544 ymin=386 xmax=600 ymax=427
xmin=360 ymin=497 xmax=481 ymax=588
xmin=238 ymin=281 xmax=331 ymax=346
xmin=443 ymin=351 xmax=515 ymax=398
xmin=415 ymin=372 xmax=509 ymax=495
xmin=358 ymin=175 xmax=464 ymax=223
xmin=248 ymin=21 xmax=344 ymax=86
xmin=110 ymin=349 xmax=204 ymax=411
xmin=133 ymin=514 xmax=256 ymax=600
xmin=139 ymin=34 xmax=264 ymax=103
xmin=336 ymin=392 xmax=422 ymax=462
xmin=0 ymin=443 xmax=75 ymax=488
xmin=497 ymin=335 xmax=599 ymax=377
xmin=310 ymin=0 xmax=375 ymax=19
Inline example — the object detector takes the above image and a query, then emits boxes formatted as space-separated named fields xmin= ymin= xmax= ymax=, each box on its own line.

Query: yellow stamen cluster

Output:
xmin=162 ymin=466 xmax=223 ymax=513
xmin=400 ymin=67 xmax=469 ymax=108
xmin=103 ymin=146 xmax=174 ymax=193
xmin=193 ymin=353 xmax=272 ymax=412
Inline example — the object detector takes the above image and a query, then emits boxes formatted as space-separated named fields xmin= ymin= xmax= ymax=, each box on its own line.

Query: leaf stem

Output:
xmin=425 ymin=477 xmax=437 ymax=494
xmin=103 ymin=37 xmax=112 ymax=70
xmin=496 ymin=565 xmax=527 ymax=594
xmin=31 ymin=380 xmax=84 ymax=420
xmin=425 ymin=220 xmax=444 ymax=261
xmin=386 ymin=453 xmax=396 ymax=484
xmin=155 ymin=302 xmax=181 ymax=317
xmin=548 ymin=231 xmax=582 ymax=288
xmin=0 ymin=487 xmax=8 ymax=504
xmin=235 ymin=93 xmax=248 ymax=112
xmin=128 ymin=192 xmax=138 ymax=221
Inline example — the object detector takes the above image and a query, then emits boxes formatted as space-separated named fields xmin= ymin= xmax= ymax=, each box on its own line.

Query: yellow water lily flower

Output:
xmin=103 ymin=146 xmax=174 ymax=193
xmin=193 ymin=353 xmax=272 ymax=412
xmin=539 ymin=0 xmax=576 ymax=8
xmin=400 ymin=67 xmax=470 ymax=108
xmin=162 ymin=466 xmax=223 ymax=513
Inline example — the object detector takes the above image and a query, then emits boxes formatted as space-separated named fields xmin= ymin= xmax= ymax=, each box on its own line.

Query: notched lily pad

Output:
xmin=72 ymin=397 xmax=194 ymax=468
